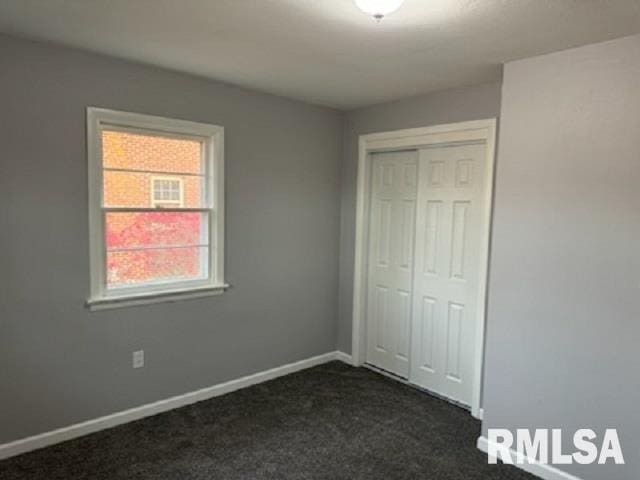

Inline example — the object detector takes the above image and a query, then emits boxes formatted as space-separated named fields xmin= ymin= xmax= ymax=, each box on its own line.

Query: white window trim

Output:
xmin=150 ymin=176 xmax=184 ymax=208
xmin=86 ymin=107 xmax=227 ymax=310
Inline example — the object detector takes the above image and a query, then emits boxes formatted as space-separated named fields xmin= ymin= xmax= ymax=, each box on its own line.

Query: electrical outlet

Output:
xmin=133 ymin=350 xmax=144 ymax=369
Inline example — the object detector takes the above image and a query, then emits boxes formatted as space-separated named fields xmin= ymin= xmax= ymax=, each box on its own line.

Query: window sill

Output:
xmin=86 ymin=284 xmax=230 ymax=311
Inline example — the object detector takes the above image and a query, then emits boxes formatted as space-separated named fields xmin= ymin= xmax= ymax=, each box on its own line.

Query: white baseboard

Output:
xmin=477 ymin=436 xmax=583 ymax=480
xmin=0 ymin=350 xmax=349 ymax=461
xmin=335 ymin=351 xmax=354 ymax=365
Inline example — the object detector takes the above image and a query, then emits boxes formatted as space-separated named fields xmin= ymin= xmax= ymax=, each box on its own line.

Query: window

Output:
xmin=151 ymin=177 xmax=184 ymax=208
xmin=87 ymin=108 xmax=226 ymax=309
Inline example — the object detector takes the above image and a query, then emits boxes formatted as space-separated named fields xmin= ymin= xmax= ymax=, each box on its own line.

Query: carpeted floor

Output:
xmin=0 ymin=361 xmax=534 ymax=480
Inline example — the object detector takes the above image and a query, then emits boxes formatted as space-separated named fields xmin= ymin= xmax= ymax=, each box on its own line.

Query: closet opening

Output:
xmin=351 ymin=120 xmax=497 ymax=419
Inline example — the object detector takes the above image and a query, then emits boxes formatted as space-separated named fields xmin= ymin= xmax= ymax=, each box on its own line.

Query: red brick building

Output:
xmin=103 ymin=130 xmax=204 ymax=287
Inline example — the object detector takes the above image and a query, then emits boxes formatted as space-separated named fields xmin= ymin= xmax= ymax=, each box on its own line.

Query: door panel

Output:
xmin=418 ymin=296 xmax=436 ymax=371
xmin=410 ymin=143 xmax=487 ymax=406
xmin=373 ymin=285 xmax=388 ymax=351
xmin=366 ymin=150 xmax=418 ymax=378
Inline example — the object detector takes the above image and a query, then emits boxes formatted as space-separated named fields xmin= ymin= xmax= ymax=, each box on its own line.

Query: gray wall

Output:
xmin=483 ymin=35 xmax=640 ymax=480
xmin=338 ymin=83 xmax=503 ymax=353
xmin=0 ymin=34 xmax=342 ymax=443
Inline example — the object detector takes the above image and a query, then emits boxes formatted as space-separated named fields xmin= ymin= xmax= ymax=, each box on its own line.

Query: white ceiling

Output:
xmin=1 ymin=0 xmax=640 ymax=110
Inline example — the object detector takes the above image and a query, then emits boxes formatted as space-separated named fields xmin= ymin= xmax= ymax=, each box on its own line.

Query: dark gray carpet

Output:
xmin=0 ymin=361 xmax=534 ymax=480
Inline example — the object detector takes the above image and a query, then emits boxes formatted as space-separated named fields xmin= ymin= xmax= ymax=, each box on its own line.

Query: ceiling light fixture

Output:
xmin=355 ymin=0 xmax=405 ymax=22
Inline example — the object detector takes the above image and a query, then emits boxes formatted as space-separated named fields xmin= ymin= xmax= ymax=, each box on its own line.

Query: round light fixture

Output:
xmin=355 ymin=0 xmax=405 ymax=21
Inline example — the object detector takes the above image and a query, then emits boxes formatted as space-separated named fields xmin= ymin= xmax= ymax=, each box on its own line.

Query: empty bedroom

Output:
xmin=0 ymin=1 xmax=639 ymax=479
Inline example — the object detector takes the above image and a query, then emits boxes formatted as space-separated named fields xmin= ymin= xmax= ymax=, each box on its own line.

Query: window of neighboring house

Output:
xmin=87 ymin=108 xmax=226 ymax=309
xmin=151 ymin=177 xmax=184 ymax=208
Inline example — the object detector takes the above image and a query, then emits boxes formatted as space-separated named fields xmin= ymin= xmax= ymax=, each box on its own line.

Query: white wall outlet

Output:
xmin=132 ymin=350 xmax=144 ymax=369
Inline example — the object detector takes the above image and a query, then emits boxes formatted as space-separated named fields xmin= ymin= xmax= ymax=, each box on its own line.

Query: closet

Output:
xmin=364 ymin=142 xmax=488 ymax=408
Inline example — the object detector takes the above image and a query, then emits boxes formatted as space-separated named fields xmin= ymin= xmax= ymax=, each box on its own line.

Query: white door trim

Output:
xmin=351 ymin=119 xmax=497 ymax=419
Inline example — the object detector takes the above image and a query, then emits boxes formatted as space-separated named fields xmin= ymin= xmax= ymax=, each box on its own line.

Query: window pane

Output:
xmin=107 ymin=246 xmax=208 ymax=288
xmin=103 ymin=171 xmax=203 ymax=208
xmin=153 ymin=179 xmax=181 ymax=202
xmin=102 ymin=130 xmax=203 ymax=174
xmin=106 ymin=212 xmax=208 ymax=250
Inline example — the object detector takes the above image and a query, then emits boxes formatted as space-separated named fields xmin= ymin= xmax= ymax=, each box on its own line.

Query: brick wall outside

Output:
xmin=102 ymin=130 xmax=204 ymax=286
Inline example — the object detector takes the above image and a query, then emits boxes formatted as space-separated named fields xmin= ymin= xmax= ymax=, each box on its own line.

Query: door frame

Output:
xmin=351 ymin=119 xmax=497 ymax=419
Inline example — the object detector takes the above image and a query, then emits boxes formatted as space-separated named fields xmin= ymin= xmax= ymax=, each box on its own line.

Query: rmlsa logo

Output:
xmin=487 ymin=429 xmax=624 ymax=465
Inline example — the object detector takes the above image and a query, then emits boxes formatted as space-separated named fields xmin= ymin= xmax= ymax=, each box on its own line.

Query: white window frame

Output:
xmin=86 ymin=107 xmax=227 ymax=310
xmin=150 ymin=176 xmax=184 ymax=208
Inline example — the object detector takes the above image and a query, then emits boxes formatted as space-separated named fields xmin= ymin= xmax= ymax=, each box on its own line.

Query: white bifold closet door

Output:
xmin=409 ymin=143 xmax=487 ymax=406
xmin=366 ymin=150 xmax=418 ymax=379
